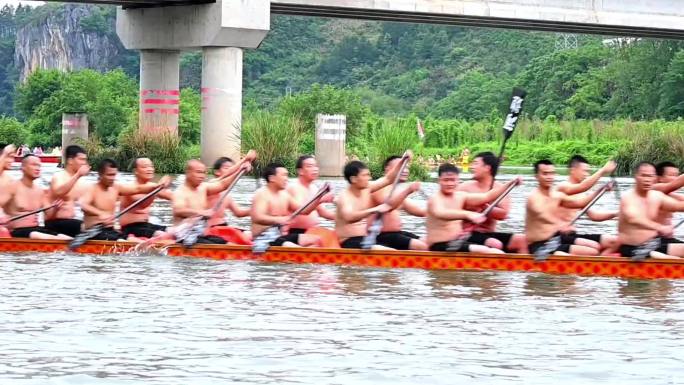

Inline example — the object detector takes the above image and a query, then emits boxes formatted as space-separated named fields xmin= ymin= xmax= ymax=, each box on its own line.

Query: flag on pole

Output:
xmin=416 ymin=118 xmax=425 ymax=140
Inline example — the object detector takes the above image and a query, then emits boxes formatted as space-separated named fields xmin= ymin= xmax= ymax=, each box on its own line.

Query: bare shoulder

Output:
xmin=648 ymin=189 xmax=666 ymax=200
xmin=252 ymin=187 xmax=268 ymax=200
xmin=51 ymin=170 xmax=68 ymax=182
xmin=457 ymin=180 xmax=477 ymax=192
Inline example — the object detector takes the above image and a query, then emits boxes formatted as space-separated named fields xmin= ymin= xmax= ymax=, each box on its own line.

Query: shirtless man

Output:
xmin=1 ymin=155 xmax=71 ymax=240
xmin=251 ymin=162 xmax=331 ymax=247
xmin=172 ymin=153 xmax=255 ymax=243
xmin=119 ymin=158 xmax=174 ymax=239
xmin=427 ymin=163 xmax=520 ymax=253
xmin=653 ymin=161 xmax=684 ymax=243
xmin=286 ymin=155 xmax=335 ymax=235
xmin=0 ymin=144 xmax=17 ymax=207
xmin=556 ymin=155 xmax=618 ymax=252
xmin=526 ymin=159 xmax=607 ymax=256
xmin=618 ymin=162 xmax=684 ymax=259
xmin=336 ymin=155 xmax=420 ymax=249
xmin=207 ymin=157 xmax=250 ymax=228
xmin=370 ymin=155 xmax=427 ymax=250
xmin=457 ymin=151 xmax=527 ymax=253
xmin=45 ymin=145 xmax=91 ymax=236
xmin=79 ymin=159 xmax=171 ymax=240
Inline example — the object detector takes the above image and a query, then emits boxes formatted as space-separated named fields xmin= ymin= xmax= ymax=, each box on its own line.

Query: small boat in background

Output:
xmin=14 ymin=155 xmax=61 ymax=164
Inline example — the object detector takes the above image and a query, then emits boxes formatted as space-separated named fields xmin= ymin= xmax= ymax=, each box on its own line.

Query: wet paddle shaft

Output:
xmin=533 ymin=182 xmax=613 ymax=261
xmin=361 ymin=153 xmax=411 ymax=249
xmin=252 ymin=183 xmax=332 ymax=254
xmin=179 ymin=168 xmax=249 ymax=248
xmin=5 ymin=202 xmax=60 ymax=224
xmin=69 ymin=184 xmax=167 ymax=250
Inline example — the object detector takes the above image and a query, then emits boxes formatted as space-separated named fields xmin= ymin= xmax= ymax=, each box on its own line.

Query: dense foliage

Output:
xmin=0 ymin=3 xmax=682 ymax=174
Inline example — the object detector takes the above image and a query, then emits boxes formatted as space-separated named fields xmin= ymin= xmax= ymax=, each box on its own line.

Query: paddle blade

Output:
xmin=181 ymin=218 xmax=208 ymax=248
xmin=533 ymin=235 xmax=561 ymax=262
xmin=631 ymin=238 xmax=661 ymax=262
xmin=502 ymin=87 xmax=527 ymax=140
xmin=252 ymin=226 xmax=281 ymax=254
xmin=447 ymin=232 xmax=471 ymax=251
xmin=68 ymin=224 xmax=104 ymax=250
xmin=361 ymin=216 xmax=383 ymax=250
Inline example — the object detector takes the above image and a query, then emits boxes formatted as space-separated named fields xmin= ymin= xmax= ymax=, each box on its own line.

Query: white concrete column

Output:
xmin=201 ymin=47 xmax=243 ymax=165
xmin=139 ymin=50 xmax=180 ymax=135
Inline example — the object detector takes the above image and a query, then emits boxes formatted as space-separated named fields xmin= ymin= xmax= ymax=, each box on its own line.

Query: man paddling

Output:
xmin=426 ymin=163 xmax=520 ymax=253
xmin=1 ymin=155 xmax=71 ymax=240
xmin=457 ymin=151 xmax=526 ymax=253
xmin=119 ymin=157 xmax=174 ymax=239
xmin=526 ymin=159 xmax=607 ymax=256
xmin=45 ymin=145 xmax=91 ymax=236
xmin=370 ymin=155 xmax=427 ymax=250
xmin=207 ymin=157 xmax=251 ymax=228
xmin=618 ymin=162 xmax=684 ymax=259
xmin=251 ymin=162 xmax=331 ymax=247
xmin=556 ymin=155 xmax=618 ymax=253
xmin=286 ymin=155 xmax=335 ymax=234
xmin=172 ymin=153 xmax=255 ymax=243
xmin=336 ymin=155 xmax=420 ymax=249
xmin=653 ymin=161 xmax=684 ymax=237
xmin=79 ymin=159 xmax=171 ymax=241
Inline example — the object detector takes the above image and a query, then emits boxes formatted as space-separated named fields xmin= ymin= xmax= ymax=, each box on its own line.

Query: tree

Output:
xmin=277 ymin=84 xmax=369 ymax=134
xmin=659 ymin=49 xmax=684 ymax=119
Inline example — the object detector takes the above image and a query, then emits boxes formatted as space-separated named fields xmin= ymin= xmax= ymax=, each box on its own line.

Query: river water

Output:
xmin=2 ymin=167 xmax=684 ymax=384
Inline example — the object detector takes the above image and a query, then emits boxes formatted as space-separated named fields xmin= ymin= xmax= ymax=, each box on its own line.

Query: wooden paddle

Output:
xmin=447 ymin=88 xmax=526 ymax=250
xmin=629 ymin=218 xmax=684 ymax=262
xmin=3 ymin=201 xmax=61 ymax=224
xmin=447 ymin=181 xmax=520 ymax=251
xmin=177 ymin=168 xmax=248 ymax=248
xmin=69 ymin=184 xmax=167 ymax=250
xmin=533 ymin=181 xmax=614 ymax=262
xmin=361 ymin=152 xmax=411 ymax=249
xmin=252 ymin=182 xmax=332 ymax=254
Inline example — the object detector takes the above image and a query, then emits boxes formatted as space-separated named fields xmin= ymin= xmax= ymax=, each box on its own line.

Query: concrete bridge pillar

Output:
xmin=201 ymin=47 xmax=243 ymax=164
xmin=116 ymin=0 xmax=269 ymax=164
xmin=139 ymin=50 xmax=180 ymax=134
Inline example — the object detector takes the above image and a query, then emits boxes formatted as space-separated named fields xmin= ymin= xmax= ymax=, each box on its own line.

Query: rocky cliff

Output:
xmin=14 ymin=4 xmax=130 ymax=82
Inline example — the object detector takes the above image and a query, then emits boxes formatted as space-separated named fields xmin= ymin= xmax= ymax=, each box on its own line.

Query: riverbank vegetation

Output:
xmin=0 ymin=4 xmax=683 ymax=176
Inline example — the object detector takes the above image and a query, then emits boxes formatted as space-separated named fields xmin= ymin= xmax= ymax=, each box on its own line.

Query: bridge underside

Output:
xmin=269 ymin=3 xmax=684 ymax=40
xmin=48 ymin=0 xmax=684 ymax=39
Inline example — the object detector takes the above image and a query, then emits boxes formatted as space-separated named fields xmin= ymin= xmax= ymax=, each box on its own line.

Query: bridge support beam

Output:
xmin=139 ymin=49 xmax=180 ymax=134
xmin=116 ymin=0 xmax=269 ymax=165
xmin=201 ymin=47 xmax=243 ymax=165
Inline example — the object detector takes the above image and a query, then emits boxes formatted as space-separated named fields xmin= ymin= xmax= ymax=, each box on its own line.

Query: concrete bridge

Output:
xmin=47 ymin=0 xmax=684 ymax=163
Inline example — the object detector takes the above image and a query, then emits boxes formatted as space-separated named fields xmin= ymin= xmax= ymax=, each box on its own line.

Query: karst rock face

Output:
xmin=14 ymin=4 xmax=126 ymax=82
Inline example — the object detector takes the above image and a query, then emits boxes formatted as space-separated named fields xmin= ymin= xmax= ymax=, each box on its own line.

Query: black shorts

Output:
xmin=194 ymin=235 xmax=227 ymax=245
xmin=90 ymin=227 xmax=125 ymax=241
xmin=620 ymin=238 xmax=668 ymax=259
xmin=288 ymin=228 xmax=307 ymax=235
xmin=270 ymin=233 xmax=300 ymax=247
xmin=45 ymin=219 xmax=83 ymax=237
xmin=662 ymin=237 xmax=684 ymax=245
xmin=376 ymin=231 xmax=419 ymax=250
xmin=528 ymin=234 xmax=572 ymax=255
xmin=467 ymin=231 xmax=513 ymax=250
xmin=340 ymin=236 xmax=364 ymax=249
xmin=560 ymin=232 xmax=602 ymax=244
xmin=10 ymin=226 xmax=59 ymax=238
xmin=429 ymin=241 xmax=472 ymax=252
xmin=121 ymin=222 xmax=167 ymax=238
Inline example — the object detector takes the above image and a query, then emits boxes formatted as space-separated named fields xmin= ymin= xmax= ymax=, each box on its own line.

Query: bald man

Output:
xmin=120 ymin=157 xmax=174 ymax=239
xmin=172 ymin=153 xmax=255 ymax=243
xmin=1 ymin=155 xmax=71 ymax=239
